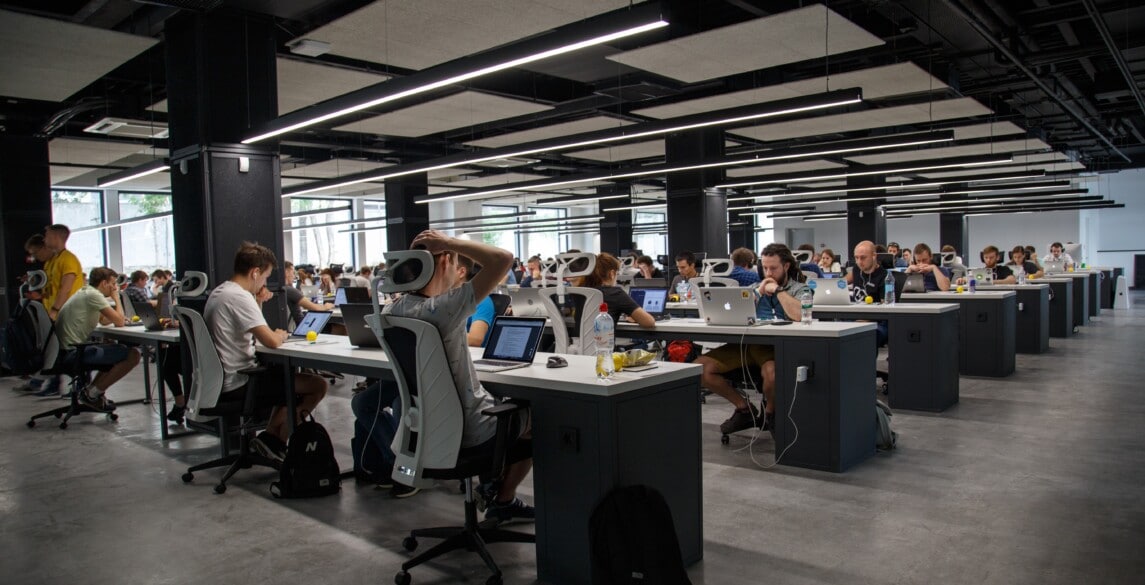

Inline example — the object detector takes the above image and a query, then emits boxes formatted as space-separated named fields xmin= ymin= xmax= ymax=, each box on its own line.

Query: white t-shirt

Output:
xmin=56 ymin=285 xmax=111 ymax=348
xmin=1044 ymin=253 xmax=1075 ymax=265
xmin=205 ymin=281 xmax=267 ymax=391
xmin=385 ymin=282 xmax=498 ymax=448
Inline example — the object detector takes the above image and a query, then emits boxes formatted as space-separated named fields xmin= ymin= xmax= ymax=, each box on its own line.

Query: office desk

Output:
xmin=91 ymin=326 xmax=188 ymax=440
xmin=1044 ymin=273 xmax=1090 ymax=327
xmin=1090 ymin=267 xmax=1123 ymax=309
xmin=1041 ymin=279 xmax=1074 ymax=337
xmin=900 ymin=291 xmax=1016 ymax=377
xmin=812 ymin=303 xmax=960 ymax=412
xmin=616 ymin=319 xmax=877 ymax=473
xmin=257 ymin=338 xmax=703 ymax=585
xmin=665 ymin=301 xmax=699 ymax=317
xmin=980 ymin=284 xmax=1050 ymax=354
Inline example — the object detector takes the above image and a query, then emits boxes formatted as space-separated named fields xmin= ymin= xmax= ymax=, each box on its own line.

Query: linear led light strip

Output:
xmin=339 ymin=214 xmax=604 ymax=234
xmin=602 ymin=203 xmax=667 ymax=212
xmin=879 ymin=189 xmax=1088 ymax=209
xmin=414 ymin=130 xmax=962 ymax=205
xmin=885 ymin=198 xmax=1106 ymax=216
xmin=245 ymin=19 xmax=668 ymax=144
xmin=726 ymin=170 xmax=1048 ymax=202
xmin=729 ymin=182 xmax=1076 ymax=211
xmin=715 ymin=155 xmax=1015 ymax=189
xmin=98 ymin=160 xmax=169 ymax=188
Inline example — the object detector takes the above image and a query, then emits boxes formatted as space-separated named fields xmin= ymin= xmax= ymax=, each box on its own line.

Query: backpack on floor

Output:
xmin=1 ymin=303 xmax=45 ymax=376
xmin=271 ymin=414 xmax=341 ymax=498
xmin=590 ymin=485 xmax=693 ymax=585
xmin=876 ymin=399 xmax=897 ymax=451
xmin=665 ymin=340 xmax=700 ymax=363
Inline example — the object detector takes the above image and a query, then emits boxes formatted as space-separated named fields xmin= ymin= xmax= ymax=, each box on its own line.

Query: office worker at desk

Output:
xmin=905 ymin=243 xmax=952 ymax=291
xmin=205 ymin=243 xmax=328 ymax=462
xmin=458 ymin=255 xmax=497 ymax=347
xmin=282 ymin=262 xmax=333 ymax=327
xmin=728 ymin=247 xmax=763 ymax=286
xmin=1043 ymin=242 xmax=1076 ymax=266
xmin=957 ymin=245 xmax=1015 ymax=285
xmin=844 ymin=240 xmax=889 ymax=346
xmin=669 ymin=251 xmax=699 ymax=294
xmin=1007 ymin=246 xmax=1043 ymax=279
xmin=581 ymin=253 xmax=656 ymax=328
xmin=124 ymin=271 xmax=152 ymax=305
xmin=387 ymin=230 xmax=535 ymax=522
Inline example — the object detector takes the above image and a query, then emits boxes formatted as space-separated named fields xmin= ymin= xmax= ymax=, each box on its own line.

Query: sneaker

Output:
xmin=485 ymin=497 xmax=535 ymax=523
xmin=355 ymin=469 xmax=395 ymax=489
xmin=758 ymin=410 xmax=775 ymax=431
xmin=34 ymin=378 xmax=61 ymax=397
xmin=14 ymin=379 xmax=43 ymax=392
xmin=78 ymin=391 xmax=113 ymax=412
xmin=166 ymin=405 xmax=186 ymax=424
xmin=391 ymin=484 xmax=420 ymax=499
xmin=475 ymin=480 xmax=500 ymax=512
xmin=251 ymin=431 xmax=287 ymax=462
xmin=719 ymin=403 xmax=759 ymax=435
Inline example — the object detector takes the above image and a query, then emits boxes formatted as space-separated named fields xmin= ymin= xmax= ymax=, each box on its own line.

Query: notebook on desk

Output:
xmin=473 ymin=316 xmax=546 ymax=372
xmin=281 ymin=311 xmax=333 ymax=343
xmin=340 ymin=303 xmax=380 ymax=348
xmin=698 ymin=287 xmax=766 ymax=327
xmin=629 ymin=287 xmax=670 ymax=320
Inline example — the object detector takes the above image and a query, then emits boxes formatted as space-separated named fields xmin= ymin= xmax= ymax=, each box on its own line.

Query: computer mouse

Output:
xmin=546 ymin=356 xmax=568 ymax=368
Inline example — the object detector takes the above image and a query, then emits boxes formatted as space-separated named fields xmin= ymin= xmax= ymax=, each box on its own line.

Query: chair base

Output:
xmin=26 ymin=379 xmax=117 ymax=430
xmin=181 ymin=430 xmax=279 ymax=494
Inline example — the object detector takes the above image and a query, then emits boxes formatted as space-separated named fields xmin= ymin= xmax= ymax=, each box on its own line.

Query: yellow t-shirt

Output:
xmin=44 ymin=249 xmax=83 ymax=314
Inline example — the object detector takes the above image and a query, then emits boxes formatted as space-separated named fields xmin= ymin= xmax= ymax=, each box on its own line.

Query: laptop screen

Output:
xmin=293 ymin=311 xmax=332 ymax=336
xmin=334 ymin=288 xmax=347 ymax=306
xmin=629 ymin=288 xmax=668 ymax=315
xmin=482 ymin=317 xmax=545 ymax=362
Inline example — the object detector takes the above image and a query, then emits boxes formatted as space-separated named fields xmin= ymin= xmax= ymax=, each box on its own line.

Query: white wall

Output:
xmin=1082 ymin=169 xmax=1145 ymax=284
xmin=966 ymin=210 xmax=1079 ymax=265
xmin=887 ymin=215 xmax=941 ymax=254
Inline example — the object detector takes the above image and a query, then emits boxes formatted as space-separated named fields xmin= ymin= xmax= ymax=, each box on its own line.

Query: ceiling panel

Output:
xmin=52 ymin=154 xmax=170 ymax=190
xmin=565 ymin=140 xmax=664 ymax=162
xmin=951 ymin=121 xmax=1025 ymax=141
xmin=334 ymin=91 xmax=551 ymax=137
xmin=302 ymin=0 xmax=635 ymax=71
xmin=730 ymin=97 xmax=993 ymax=143
xmin=607 ymin=4 xmax=883 ymax=84
xmin=49 ymin=138 xmax=153 ymax=166
xmin=0 ymin=9 xmax=156 ymax=102
xmin=446 ymin=172 xmax=547 ymax=188
xmin=464 ymin=116 xmax=633 ymax=148
xmin=283 ymin=158 xmax=393 ymax=179
xmin=845 ymin=138 xmax=1052 ymax=165
xmin=725 ymin=159 xmax=845 ymax=178
xmin=634 ymin=63 xmax=946 ymax=119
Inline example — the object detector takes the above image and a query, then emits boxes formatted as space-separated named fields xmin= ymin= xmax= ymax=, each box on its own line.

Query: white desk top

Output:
xmin=94 ymin=325 xmax=181 ymax=342
xmin=257 ymin=336 xmax=700 ymax=397
xmin=666 ymin=301 xmax=698 ymax=310
xmin=978 ymin=283 xmax=1050 ymax=291
xmin=812 ymin=302 xmax=958 ymax=315
xmin=902 ymin=290 xmax=1016 ymax=300
xmin=617 ymin=317 xmax=875 ymax=338
xmin=1042 ymin=272 xmax=1091 ymax=279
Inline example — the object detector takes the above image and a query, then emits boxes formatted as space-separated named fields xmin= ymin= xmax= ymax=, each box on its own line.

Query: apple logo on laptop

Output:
xmin=723 ymin=302 xmax=732 ymax=311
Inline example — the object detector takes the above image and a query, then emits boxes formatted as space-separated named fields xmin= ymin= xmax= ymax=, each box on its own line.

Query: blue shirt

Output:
xmin=466 ymin=296 xmax=496 ymax=347
xmin=923 ymin=266 xmax=952 ymax=292
xmin=753 ymin=278 xmax=809 ymax=321
xmin=894 ymin=258 xmax=909 ymax=268
xmin=800 ymin=263 xmax=824 ymax=277
xmin=729 ymin=266 xmax=761 ymax=286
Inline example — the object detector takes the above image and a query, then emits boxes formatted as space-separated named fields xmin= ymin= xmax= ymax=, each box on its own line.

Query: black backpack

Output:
xmin=270 ymin=415 xmax=342 ymax=498
xmin=1 ymin=303 xmax=45 ymax=376
xmin=590 ymin=485 xmax=693 ymax=585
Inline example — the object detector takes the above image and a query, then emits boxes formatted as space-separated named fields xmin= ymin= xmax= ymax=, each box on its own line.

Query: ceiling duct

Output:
xmin=84 ymin=117 xmax=169 ymax=139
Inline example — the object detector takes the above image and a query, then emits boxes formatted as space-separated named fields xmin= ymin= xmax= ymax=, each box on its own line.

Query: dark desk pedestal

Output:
xmin=1045 ymin=280 xmax=1074 ymax=338
xmin=901 ymin=293 xmax=1016 ymax=377
xmin=1087 ymin=272 xmax=1101 ymax=317
xmin=1047 ymin=274 xmax=1089 ymax=327
xmin=1097 ymin=269 xmax=1118 ymax=309
xmin=986 ymin=285 xmax=1050 ymax=353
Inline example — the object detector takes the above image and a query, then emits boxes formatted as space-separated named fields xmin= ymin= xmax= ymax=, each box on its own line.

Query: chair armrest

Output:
xmin=237 ymin=366 xmax=268 ymax=376
xmin=481 ymin=402 xmax=524 ymax=418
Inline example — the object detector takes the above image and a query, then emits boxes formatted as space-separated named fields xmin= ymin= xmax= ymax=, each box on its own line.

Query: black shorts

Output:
xmin=220 ymin=365 xmax=291 ymax=406
xmin=460 ymin=407 xmax=532 ymax=467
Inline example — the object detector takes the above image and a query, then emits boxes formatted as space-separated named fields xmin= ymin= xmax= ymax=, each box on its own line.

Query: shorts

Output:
xmin=459 ymin=406 xmax=533 ymax=467
xmin=64 ymin=343 xmax=132 ymax=371
xmin=700 ymin=343 xmax=776 ymax=373
xmin=220 ymin=364 xmax=293 ymax=406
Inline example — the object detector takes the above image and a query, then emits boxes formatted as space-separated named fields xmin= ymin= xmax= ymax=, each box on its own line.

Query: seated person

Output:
xmin=1044 ymin=242 xmax=1076 ymax=266
xmin=150 ymin=269 xmax=172 ymax=298
xmin=282 ymin=262 xmax=333 ymax=327
xmin=1025 ymin=245 xmax=1042 ymax=271
xmin=318 ymin=268 xmax=336 ymax=295
xmin=957 ymin=245 xmax=1015 ymax=285
xmin=694 ymin=243 xmax=808 ymax=436
xmin=386 ymin=230 xmax=533 ymax=522
xmin=887 ymin=242 xmax=909 ymax=268
xmin=205 ymin=243 xmax=328 ymax=462
xmin=518 ymin=255 xmax=543 ymax=288
xmin=635 ymin=255 xmax=664 ymax=279
xmin=124 ymin=270 xmax=152 ymax=305
xmin=817 ymin=248 xmax=841 ymax=274
xmin=580 ymin=253 xmax=656 ymax=328
xmin=905 ymin=243 xmax=951 ymax=291
xmin=458 ymin=255 xmax=497 ymax=347
xmin=350 ymin=382 xmax=419 ymax=498
xmin=844 ymin=240 xmax=889 ymax=346
xmin=1006 ymin=245 xmax=1043 ymax=279
xmin=940 ymin=245 xmax=965 ymax=267
xmin=728 ymin=247 xmax=762 ymax=286
xmin=795 ymin=244 xmax=824 ymax=277
xmin=55 ymin=267 xmax=142 ymax=411
xmin=669 ymin=251 xmax=699 ymax=295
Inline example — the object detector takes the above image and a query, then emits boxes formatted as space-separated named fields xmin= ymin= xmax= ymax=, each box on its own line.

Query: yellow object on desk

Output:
xmin=306 ymin=330 xmax=318 ymax=342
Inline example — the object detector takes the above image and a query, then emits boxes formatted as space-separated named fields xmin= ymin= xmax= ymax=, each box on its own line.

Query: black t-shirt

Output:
xmin=284 ymin=286 xmax=303 ymax=326
xmin=978 ymin=265 xmax=1013 ymax=281
xmin=598 ymin=286 xmax=641 ymax=324
xmin=849 ymin=265 xmax=889 ymax=303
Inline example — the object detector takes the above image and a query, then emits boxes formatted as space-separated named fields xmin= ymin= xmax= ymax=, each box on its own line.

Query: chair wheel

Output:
xmin=26 ymin=420 xmax=35 ymax=428
xmin=214 ymin=484 xmax=227 ymax=494
xmin=402 ymin=536 xmax=418 ymax=551
xmin=182 ymin=473 xmax=194 ymax=483
xmin=720 ymin=434 xmax=730 ymax=445
xmin=59 ymin=422 xmax=68 ymax=430
xmin=394 ymin=571 xmax=411 ymax=585
xmin=108 ymin=413 xmax=118 ymax=422
xmin=485 ymin=575 xmax=502 ymax=585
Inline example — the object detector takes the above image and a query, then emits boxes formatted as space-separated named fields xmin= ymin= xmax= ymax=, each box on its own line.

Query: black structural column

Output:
xmin=939 ymin=212 xmax=968 ymax=259
xmin=598 ymin=185 xmax=633 ymax=255
xmin=846 ymin=175 xmax=886 ymax=252
xmin=0 ymin=136 xmax=53 ymax=322
xmin=666 ymin=128 xmax=727 ymax=257
xmin=728 ymin=210 xmax=756 ymax=251
xmin=164 ymin=10 xmax=282 ymax=291
xmin=385 ymin=173 xmax=430 ymax=251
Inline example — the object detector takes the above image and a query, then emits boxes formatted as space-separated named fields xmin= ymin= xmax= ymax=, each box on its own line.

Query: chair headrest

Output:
xmin=792 ymin=250 xmax=813 ymax=264
xmin=377 ymin=250 xmax=435 ymax=294
xmin=701 ymin=258 xmax=733 ymax=277
xmin=555 ymin=252 xmax=596 ymax=278
xmin=940 ymin=252 xmax=956 ymax=266
xmin=174 ymin=271 xmax=209 ymax=297
xmin=116 ymin=273 xmax=129 ymax=287
xmin=24 ymin=270 xmax=47 ymax=293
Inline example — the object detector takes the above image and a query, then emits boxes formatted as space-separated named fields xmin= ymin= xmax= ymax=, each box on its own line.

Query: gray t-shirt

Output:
xmin=385 ymin=282 xmax=498 ymax=448
xmin=205 ymin=281 xmax=267 ymax=391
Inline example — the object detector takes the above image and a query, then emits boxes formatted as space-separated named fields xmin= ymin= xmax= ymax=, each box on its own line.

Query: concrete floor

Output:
xmin=2 ymin=295 xmax=1144 ymax=585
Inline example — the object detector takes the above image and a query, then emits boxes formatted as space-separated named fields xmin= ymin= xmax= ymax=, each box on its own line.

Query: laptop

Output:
xmin=1043 ymin=259 xmax=1065 ymax=274
xmin=300 ymin=284 xmax=320 ymax=300
xmin=340 ymin=303 xmax=380 ymax=348
xmin=282 ymin=310 xmax=333 ymax=343
xmin=629 ymin=287 xmax=670 ymax=321
xmin=968 ymin=269 xmax=995 ymax=285
xmin=131 ymin=301 xmax=168 ymax=331
xmin=507 ymin=287 xmax=547 ymax=317
xmin=473 ymin=316 xmax=546 ymax=372
xmin=808 ymin=278 xmax=851 ymax=306
xmin=890 ymin=271 xmax=927 ymax=299
xmin=697 ymin=287 xmax=766 ymax=327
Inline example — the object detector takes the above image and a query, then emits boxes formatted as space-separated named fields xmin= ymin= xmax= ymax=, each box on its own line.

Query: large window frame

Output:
xmin=117 ymin=192 xmax=176 ymax=274
xmin=286 ymin=198 xmax=356 ymax=270
xmin=51 ymin=190 xmax=107 ymax=271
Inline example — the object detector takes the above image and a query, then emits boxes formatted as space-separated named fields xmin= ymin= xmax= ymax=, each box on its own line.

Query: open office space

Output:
xmin=1 ymin=1 xmax=1144 ymax=584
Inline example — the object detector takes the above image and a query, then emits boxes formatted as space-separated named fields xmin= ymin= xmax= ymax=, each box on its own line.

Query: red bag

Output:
xmin=666 ymin=340 xmax=699 ymax=363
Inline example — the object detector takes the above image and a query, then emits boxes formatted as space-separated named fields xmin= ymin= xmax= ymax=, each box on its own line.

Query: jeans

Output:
xmin=350 ymin=381 xmax=401 ymax=470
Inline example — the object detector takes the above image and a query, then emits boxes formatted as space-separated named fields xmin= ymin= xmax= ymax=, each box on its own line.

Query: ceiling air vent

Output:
xmin=84 ymin=117 xmax=169 ymax=139
xmin=472 ymin=157 xmax=539 ymax=169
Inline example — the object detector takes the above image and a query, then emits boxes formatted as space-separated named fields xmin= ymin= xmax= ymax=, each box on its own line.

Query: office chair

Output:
xmin=175 ymin=305 xmax=279 ymax=494
xmin=535 ymin=253 xmax=601 ymax=355
xmin=488 ymin=293 xmax=511 ymax=317
xmin=688 ymin=258 xmax=739 ymax=288
xmin=371 ymin=251 xmax=534 ymax=585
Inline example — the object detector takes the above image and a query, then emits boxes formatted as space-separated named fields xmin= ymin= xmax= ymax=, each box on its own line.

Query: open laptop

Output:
xmin=507 ymin=287 xmax=547 ymax=317
xmin=300 ymin=284 xmax=320 ymax=300
xmin=698 ymin=287 xmax=766 ymax=327
xmin=131 ymin=301 xmax=168 ymax=331
xmin=629 ymin=287 xmax=670 ymax=321
xmin=1043 ymin=259 xmax=1065 ymax=274
xmin=281 ymin=310 xmax=333 ymax=343
xmin=340 ymin=303 xmax=380 ymax=348
xmin=891 ymin=271 xmax=927 ymax=298
xmin=473 ymin=316 xmax=546 ymax=372
xmin=334 ymin=286 xmax=369 ymax=306
xmin=808 ymin=278 xmax=851 ymax=306
xmin=968 ymin=269 xmax=995 ymax=285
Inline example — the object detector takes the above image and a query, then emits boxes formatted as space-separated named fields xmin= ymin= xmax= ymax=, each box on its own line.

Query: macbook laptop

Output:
xmin=1043 ymin=259 xmax=1065 ymax=274
xmin=629 ymin=287 xmax=670 ymax=320
xmin=340 ymin=303 xmax=380 ymax=348
xmin=282 ymin=310 xmax=333 ymax=343
xmin=473 ymin=316 xmax=547 ymax=372
xmin=968 ymin=269 xmax=995 ymax=285
xmin=131 ymin=301 xmax=168 ymax=331
xmin=507 ymin=287 xmax=547 ymax=317
xmin=890 ymin=271 xmax=927 ymax=299
xmin=334 ymin=286 xmax=369 ymax=306
xmin=300 ymin=284 xmax=320 ymax=300
xmin=698 ymin=287 xmax=766 ymax=327
xmin=808 ymin=278 xmax=851 ymax=306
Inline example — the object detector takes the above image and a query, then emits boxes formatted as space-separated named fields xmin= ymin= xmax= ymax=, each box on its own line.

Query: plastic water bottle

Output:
xmin=883 ymin=274 xmax=895 ymax=305
xmin=968 ymin=277 xmax=977 ymax=293
xmin=593 ymin=303 xmax=615 ymax=380
xmin=799 ymin=288 xmax=814 ymax=326
xmin=1017 ymin=268 xmax=1026 ymax=285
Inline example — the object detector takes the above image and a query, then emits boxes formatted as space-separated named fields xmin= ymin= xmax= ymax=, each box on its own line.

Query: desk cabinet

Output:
xmin=1045 ymin=280 xmax=1074 ymax=337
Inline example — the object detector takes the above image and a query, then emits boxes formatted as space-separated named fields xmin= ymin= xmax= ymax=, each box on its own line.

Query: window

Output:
xmin=119 ymin=193 xmax=175 ymax=274
xmin=51 ymin=190 xmax=105 ymax=271
xmin=524 ymin=207 xmax=567 ymax=260
xmin=288 ymin=198 xmax=354 ymax=269
xmin=755 ymin=213 xmax=774 ymax=252
xmin=481 ymin=204 xmax=520 ymax=258
xmin=633 ymin=210 xmax=666 ymax=262
xmin=360 ymin=199 xmax=388 ymax=268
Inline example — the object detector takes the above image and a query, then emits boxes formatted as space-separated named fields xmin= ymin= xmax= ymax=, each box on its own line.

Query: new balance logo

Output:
xmin=305 ymin=441 xmax=318 ymax=453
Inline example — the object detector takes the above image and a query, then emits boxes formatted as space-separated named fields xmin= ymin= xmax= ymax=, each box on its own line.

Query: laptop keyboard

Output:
xmin=474 ymin=359 xmax=521 ymax=368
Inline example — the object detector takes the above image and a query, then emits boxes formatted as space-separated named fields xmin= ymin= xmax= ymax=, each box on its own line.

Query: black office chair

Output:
xmin=488 ymin=293 xmax=511 ymax=317
xmin=27 ymin=340 xmax=121 ymax=429
xmin=372 ymin=251 xmax=533 ymax=585
xmin=174 ymin=305 xmax=279 ymax=494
